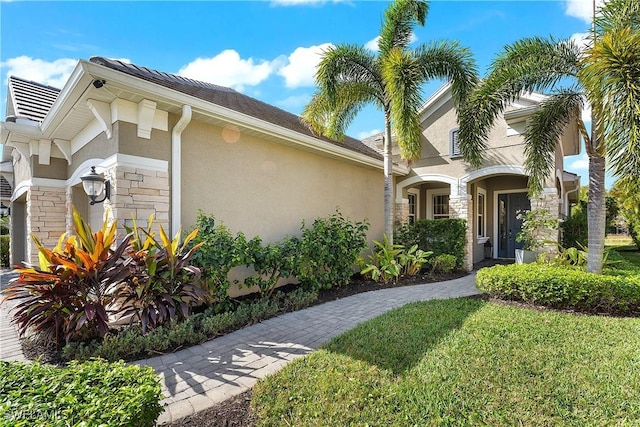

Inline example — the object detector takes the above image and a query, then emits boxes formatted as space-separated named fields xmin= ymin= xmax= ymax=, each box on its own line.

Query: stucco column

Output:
xmin=449 ymin=195 xmax=473 ymax=272
xmin=26 ymin=185 xmax=67 ymax=265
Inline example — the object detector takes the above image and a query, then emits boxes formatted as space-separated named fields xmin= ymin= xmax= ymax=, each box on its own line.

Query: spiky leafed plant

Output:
xmin=458 ymin=0 xmax=640 ymax=274
xmin=1 ymin=208 xmax=134 ymax=347
xmin=119 ymin=216 xmax=205 ymax=333
xmin=302 ymin=0 xmax=477 ymax=243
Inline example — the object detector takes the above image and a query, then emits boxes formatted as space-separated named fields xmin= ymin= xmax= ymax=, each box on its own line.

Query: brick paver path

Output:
xmin=135 ymin=274 xmax=480 ymax=424
xmin=0 ymin=272 xmax=25 ymax=362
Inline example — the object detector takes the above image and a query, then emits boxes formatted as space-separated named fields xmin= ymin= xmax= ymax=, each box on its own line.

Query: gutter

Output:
xmin=171 ymin=105 xmax=192 ymax=235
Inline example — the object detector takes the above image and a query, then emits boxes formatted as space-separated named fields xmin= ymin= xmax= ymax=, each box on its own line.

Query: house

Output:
xmin=365 ymin=84 xmax=581 ymax=269
xmin=1 ymin=57 xmax=579 ymax=272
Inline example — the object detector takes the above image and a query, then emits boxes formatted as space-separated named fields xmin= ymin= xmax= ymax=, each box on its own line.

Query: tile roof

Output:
xmin=0 ymin=176 xmax=11 ymax=199
xmin=8 ymin=76 xmax=60 ymax=122
xmin=89 ymin=57 xmax=382 ymax=160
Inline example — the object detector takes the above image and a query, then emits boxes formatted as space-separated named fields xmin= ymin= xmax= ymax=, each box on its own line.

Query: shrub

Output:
xmin=2 ymin=208 xmax=134 ymax=347
xmin=0 ymin=235 xmax=8 ymax=267
xmin=476 ymin=263 xmax=640 ymax=314
xmin=430 ymin=254 xmax=457 ymax=274
xmin=244 ymin=236 xmax=300 ymax=298
xmin=516 ymin=209 xmax=558 ymax=251
xmin=190 ymin=211 xmax=250 ymax=304
xmin=119 ymin=217 xmax=206 ymax=333
xmin=297 ymin=212 xmax=369 ymax=289
xmin=360 ymin=236 xmax=432 ymax=283
xmin=396 ymin=219 xmax=466 ymax=267
xmin=0 ymin=359 xmax=162 ymax=426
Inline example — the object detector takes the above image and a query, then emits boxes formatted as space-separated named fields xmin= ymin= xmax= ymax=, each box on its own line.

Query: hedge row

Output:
xmin=476 ymin=263 xmax=640 ymax=315
xmin=395 ymin=219 xmax=466 ymax=267
xmin=0 ymin=359 xmax=162 ymax=426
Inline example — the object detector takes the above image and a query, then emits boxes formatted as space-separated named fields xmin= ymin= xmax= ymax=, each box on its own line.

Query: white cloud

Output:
xmin=278 ymin=43 xmax=333 ymax=88
xmin=178 ymin=50 xmax=281 ymax=92
xmin=569 ymin=154 xmax=589 ymax=170
xmin=271 ymin=0 xmax=347 ymax=6
xmin=276 ymin=94 xmax=311 ymax=110
xmin=565 ymin=0 xmax=605 ymax=23
xmin=358 ymin=129 xmax=382 ymax=140
xmin=570 ymin=32 xmax=591 ymax=51
xmin=364 ymin=33 xmax=418 ymax=52
xmin=1 ymin=56 xmax=76 ymax=89
xmin=365 ymin=36 xmax=380 ymax=52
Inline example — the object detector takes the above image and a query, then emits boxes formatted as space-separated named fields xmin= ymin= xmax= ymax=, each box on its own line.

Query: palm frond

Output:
xmin=596 ymin=0 xmax=640 ymax=34
xmin=523 ymin=89 xmax=585 ymax=195
xmin=458 ymin=36 xmax=581 ymax=167
xmin=581 ymin=27 xmax=640 ymax=180
xmin=378 ymin=0 xmax=428 ymax=55
xmin=315 ymin=44 xmax=383 ymax=104
xmin=382 ymin=48 xmax=423 ymax=160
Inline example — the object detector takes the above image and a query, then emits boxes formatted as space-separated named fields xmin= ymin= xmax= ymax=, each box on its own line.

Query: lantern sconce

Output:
xmin=80 ymin=166 xmax=110 ymax=205
xmin=0 ymin=203 xmax=9 ymax=218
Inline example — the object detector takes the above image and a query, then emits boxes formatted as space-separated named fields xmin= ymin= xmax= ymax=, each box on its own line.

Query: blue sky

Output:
xmin=0 ymin=0 xmax=609 ymax=185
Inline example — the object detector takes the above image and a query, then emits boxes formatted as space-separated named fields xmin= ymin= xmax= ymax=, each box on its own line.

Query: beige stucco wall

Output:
xmin=117 ymin=121 xmax=171 ymax=162
xmin=12 ymin=153 xmax=31 ymax=187
xmin=32 ymin=157 xmax=67 ymax=180
xmin=69 ymin=131 xmax=117 ymax=178
xmin=181 ymin=120 xmax=384 ymax=244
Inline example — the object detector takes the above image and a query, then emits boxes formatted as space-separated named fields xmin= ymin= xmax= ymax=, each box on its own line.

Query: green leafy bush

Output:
xmin=190 ymin=211 xmax=250 ymax=304
xmin=297 ymin=212 xmax=369 ymax=289
xmin=360 ymin=236 xmax=432 ymax=283
xmin=396 ymin=219 xmax=466 ymax=267
xmin=476 ymin=263 xmax=640 ymax=314
xmin=430 ymin=254 xmax=457 ymax=274
xmin=63 ymin=287 xmax=320 ymax=362
xmin=244 ymin=236 xmax=300 ymax=298
xmin=0 ymin=359 xmax=162 ymax=426
xmin=0 ymin=235 xmax=8 ymax=267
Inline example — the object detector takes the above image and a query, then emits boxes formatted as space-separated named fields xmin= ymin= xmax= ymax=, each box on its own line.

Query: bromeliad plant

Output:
xmin=360 ymin=235 xmax=432 ymax=283
xmin=1 ymin=208 xmax=134 ymax=348
xmin=120 ymin=216 xmax=205 ymax=333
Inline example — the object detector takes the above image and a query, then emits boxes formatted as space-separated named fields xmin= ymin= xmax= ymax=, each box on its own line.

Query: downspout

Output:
xmin=171 ymin=105 xmax=192 ymax=236
xmin=564 ymin=179 xmax=581 ymax=217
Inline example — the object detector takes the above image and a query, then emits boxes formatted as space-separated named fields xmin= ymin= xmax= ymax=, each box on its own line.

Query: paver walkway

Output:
xmin=136 ymin=274 xmax=480 ymax=424
xmin=0 ymin=270 xmax=479 ymax=425
xmin=0 ymin=271 xmax=24 ymax=362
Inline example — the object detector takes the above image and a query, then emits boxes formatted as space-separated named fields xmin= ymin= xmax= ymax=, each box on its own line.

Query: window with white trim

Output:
xmin=450 ymin=128 xmax=461 ymax=157
xmin=477 ymin=189 xmax=486 ymax=237
xmin=407 ymin=192 xmax=417 ymax=224
xmin=433 ymin=194 xmax=450 ymax=219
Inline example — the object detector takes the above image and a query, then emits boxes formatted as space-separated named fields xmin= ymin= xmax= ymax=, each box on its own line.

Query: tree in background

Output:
xmin=302 ymin=0 xmax=477 ymax=243
xmin=458 ymin=0 xmax=640 ymax=273
xmin=610 ymin=178 xmax=640 ymax=249
xmin=561 ymin=186 xmax=619 ymax=249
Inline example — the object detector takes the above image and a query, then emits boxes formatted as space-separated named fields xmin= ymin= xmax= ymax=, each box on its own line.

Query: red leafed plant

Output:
xmin=1 ymin=208 xmax=134 ymax=348
xmin=119 ymin=215 xmax=205 ymax=333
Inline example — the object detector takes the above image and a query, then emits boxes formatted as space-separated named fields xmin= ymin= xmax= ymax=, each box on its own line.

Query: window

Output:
xmin=477 ymin=190 xmax=486 ymax=237
xmin=408 ymin=193 xmax=417 ymax=224
xmin=433 ymin=194 xmax=449 ymax=219
xmin=450 ymin=129 xmax=461 ymax=157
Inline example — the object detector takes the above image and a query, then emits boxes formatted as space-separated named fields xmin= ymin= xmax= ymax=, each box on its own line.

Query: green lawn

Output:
xmin=252 ymin=298 xmax=640 ymax=426
xmin=620 ymin=250 xmax=640 ymax=268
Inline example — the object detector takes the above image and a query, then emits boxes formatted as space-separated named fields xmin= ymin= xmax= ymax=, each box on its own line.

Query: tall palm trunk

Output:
xmin=587 ymin=153 xmax=606 ymax=273
xmin=384 ymin=115 xmax=394 ymax=243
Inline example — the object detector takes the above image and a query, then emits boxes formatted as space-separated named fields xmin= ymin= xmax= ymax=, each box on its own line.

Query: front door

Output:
xmin=497 ymin=192 xmax=531 ymax=258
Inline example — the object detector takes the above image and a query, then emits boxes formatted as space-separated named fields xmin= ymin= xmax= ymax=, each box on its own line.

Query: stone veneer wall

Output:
xmin=449 ymin=195 xmax=474 ymax=271
xmin=26 ymin=186 xmax=67 ymax=264
xmin=105 ymin=166 xmax=170 ymax=234
xmin=395 ymin=200 xmax=409 ymax=225
xmin=530 ymin=191 xmax=561 ymax=255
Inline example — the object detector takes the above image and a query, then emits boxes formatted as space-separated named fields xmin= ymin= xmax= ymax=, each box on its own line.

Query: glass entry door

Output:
xmin=497 ymin=192 xmax=531 ymax=258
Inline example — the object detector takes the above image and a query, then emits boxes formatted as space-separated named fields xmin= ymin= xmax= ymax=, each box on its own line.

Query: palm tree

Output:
xmin=302 ymin=0 xmax=477 ymax=243
xmin=458 ymin=0 xmax=640 ymax=274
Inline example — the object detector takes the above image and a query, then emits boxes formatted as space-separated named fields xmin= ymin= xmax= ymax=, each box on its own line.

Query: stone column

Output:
xmin=106 ymin=166 xmax=170 ymax=236
xmin=530 ymin=190 xmax=561 ymax=256
xmin=395 ymin=199 xmax=409 ymax=225
xmin=26 ymin=186 xmax=68 ymax=265
xmin=449 ymin=195 xmax=473 ymax=272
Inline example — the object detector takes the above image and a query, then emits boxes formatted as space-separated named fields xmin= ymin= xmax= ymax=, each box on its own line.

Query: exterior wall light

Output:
xmin=80 ymin=166 xmax=110 ymax=205
xmin=0 ymin=203 xmax=9 ymax=218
